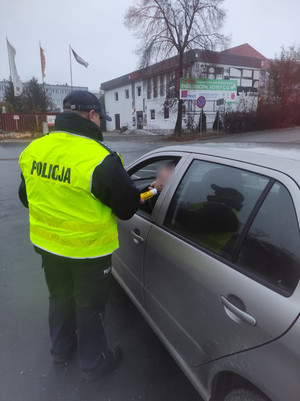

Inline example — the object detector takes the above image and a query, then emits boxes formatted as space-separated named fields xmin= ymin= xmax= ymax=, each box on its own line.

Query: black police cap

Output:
xmin=63 ymin=90 xmax=112 ymax=121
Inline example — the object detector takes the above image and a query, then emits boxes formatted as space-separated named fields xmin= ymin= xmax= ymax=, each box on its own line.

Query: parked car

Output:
xmin=112 ymin=142 xmax=300 ymax=401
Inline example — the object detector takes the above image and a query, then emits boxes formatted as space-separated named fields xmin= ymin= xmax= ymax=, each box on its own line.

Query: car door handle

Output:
xmin=220 ymin=296 xmax=256 ymax=326
xmin=131 ymin=229 xmax=144 ymax=244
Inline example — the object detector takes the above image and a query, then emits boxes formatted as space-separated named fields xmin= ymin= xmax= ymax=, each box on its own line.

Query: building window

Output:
xmin=153 ymin=76 xmax=158 ymax=98
xmin=164 ymin=103 xmax=169 ymax=119
xmin=114 ymin=92 xmax=119 ymax=101
xmin=147 ymin=79 xmax=152 ymax=99
xmin=137 ymin=86 xmax=142 ymax=96
xmin=125 ymin=89 xmax=129 ymax=99
xmin=160 ymin=75 xmax=165 ymax=97
xmin=166 ymin=72 xmax=175 ymax=98
xmin=150 ymin=109 xmax=155 ymax=120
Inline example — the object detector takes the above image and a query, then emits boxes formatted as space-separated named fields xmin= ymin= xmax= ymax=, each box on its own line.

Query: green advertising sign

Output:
xmin=180 ymin=78 xmax=237 ymax=92
xmin=180 ymin=78 xmax=238 ymax=102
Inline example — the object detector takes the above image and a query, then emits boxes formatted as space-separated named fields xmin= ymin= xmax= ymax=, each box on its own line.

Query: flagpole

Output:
xmin=69 ymin=45 xmax=73 ymax=91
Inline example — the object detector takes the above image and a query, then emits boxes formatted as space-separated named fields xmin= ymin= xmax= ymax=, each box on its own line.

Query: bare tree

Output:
xmin=125 ymin=0 xmax=228 ymax=136
xmin=266 ymin=46 xmax=300 ymax=106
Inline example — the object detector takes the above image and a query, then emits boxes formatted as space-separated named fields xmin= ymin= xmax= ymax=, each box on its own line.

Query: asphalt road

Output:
xmin=0 ymin=139 xmax=202 ymax=401
xmin=1 ymin=126 xmax=300 ymax=401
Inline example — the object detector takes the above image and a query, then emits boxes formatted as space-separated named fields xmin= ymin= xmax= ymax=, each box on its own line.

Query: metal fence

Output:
xmin=0 ymin=113 xmax=58 ymax=132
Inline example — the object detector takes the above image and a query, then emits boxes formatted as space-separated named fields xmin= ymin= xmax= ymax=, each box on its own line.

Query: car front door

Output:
xmin=112 ymin=153 xmax=185 ymax=308
xmin=143 ymin=156 xmax=300 ymax=367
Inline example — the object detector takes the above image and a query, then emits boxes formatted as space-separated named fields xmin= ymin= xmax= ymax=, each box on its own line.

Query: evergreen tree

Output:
xmin=3 ymin=77 xmax=53 ymax=113
xmin=198 ymin=109 xmax=207 ymax=133
xmin=4 ymin=80 xmax=24 ymax=112
xmin=213 ymin=110 xmax=223 ymax=131
xmin=22 ymin=77 xmax=52 ymax=112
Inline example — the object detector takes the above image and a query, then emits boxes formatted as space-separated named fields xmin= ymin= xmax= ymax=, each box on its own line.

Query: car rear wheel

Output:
xmin=224 ymin=388 xmax=268 ymax=401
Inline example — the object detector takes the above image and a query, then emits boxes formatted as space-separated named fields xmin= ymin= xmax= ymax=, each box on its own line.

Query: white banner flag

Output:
xmin=6 ymin=39 xmax=23 ymax=96
xmin=71 ymin=47 xmax=89 ymax=68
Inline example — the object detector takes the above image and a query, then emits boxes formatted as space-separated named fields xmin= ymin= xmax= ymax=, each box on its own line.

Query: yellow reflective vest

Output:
xmin=19 ymin=131 xmax=119 ymax=258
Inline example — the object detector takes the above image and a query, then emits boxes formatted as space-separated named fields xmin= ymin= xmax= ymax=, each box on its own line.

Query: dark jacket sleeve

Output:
xmin=18 ymin=173 xmax=29 ymax=208
xmin=91 ymin=153 xmax=140 ymax=220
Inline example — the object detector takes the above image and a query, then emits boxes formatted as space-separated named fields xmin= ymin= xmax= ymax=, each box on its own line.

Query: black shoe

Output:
xmin=52 ymin=352 xmax=70 ymax=364
xmin=52 ymin=337 xmax=77 ymax=364
xmin=81 ymin=342 xmax=122 ymax=382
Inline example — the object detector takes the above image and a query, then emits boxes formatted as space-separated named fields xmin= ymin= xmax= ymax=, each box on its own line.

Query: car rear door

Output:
xmin=143 ymin=155 xmax=300 ymax=367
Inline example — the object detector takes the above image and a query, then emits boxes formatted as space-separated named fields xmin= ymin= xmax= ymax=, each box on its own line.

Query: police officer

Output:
xmin=18 ymin=90 xmax=140 ymax=381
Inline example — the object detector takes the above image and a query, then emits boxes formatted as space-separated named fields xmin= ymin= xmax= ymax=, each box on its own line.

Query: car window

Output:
xmin=164 ymin=159 xmax=270 ymax=259
xmin=237 ymin=182 xmax=300 ymax=296
xmin=129 ymin=156 xmax=180 ymax=215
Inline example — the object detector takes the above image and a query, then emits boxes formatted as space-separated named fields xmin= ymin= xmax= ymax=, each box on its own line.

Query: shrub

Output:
xmin=224 ymin=111 xmax=257 ymax=133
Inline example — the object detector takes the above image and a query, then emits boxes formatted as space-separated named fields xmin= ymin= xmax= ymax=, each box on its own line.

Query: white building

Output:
xmin=101 ymin=44 xmax=269 ymax=132
xmin=44 ymin=84 xmax=89 ymax=110
xmin=0 ymin=81 xmax=90 ymax=111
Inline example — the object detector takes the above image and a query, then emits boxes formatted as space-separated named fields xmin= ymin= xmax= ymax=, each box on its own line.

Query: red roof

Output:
xmin=101 ymin=48 xmax=263 ymax=91
xmin=221 ymin=43 xmax=270 ymax=70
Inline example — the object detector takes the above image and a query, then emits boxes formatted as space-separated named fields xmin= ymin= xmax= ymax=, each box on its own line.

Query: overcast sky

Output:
xmin=0 ymin=0 xmax=299 ymax=91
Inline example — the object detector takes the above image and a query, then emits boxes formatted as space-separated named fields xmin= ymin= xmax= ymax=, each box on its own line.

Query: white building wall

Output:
xmin=103 ymin=59 xmax=261 ymax=132
xmin=104 ymin=75 xmax=178 ymax=132
xmin=105 ymin=85 xmax=132 ymax=131
xmin=146 ymin=98 xmax=177 ymax=131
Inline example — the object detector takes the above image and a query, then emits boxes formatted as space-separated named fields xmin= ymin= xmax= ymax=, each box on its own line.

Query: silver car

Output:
xmin=112 ymin=143 xmax=300 ymax=401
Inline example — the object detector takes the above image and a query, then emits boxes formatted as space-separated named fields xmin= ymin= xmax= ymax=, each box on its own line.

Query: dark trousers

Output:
xmin=41 ymin=252 xmax=112 ymax=372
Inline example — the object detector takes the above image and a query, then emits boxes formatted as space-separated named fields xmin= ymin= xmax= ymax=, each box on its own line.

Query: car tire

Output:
xmin=223 ymin=388 xmax=268 ymax=401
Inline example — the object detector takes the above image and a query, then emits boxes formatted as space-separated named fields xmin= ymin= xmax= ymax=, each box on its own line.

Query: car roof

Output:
xmin=145 ymin=142 xmax=300 ymax=183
